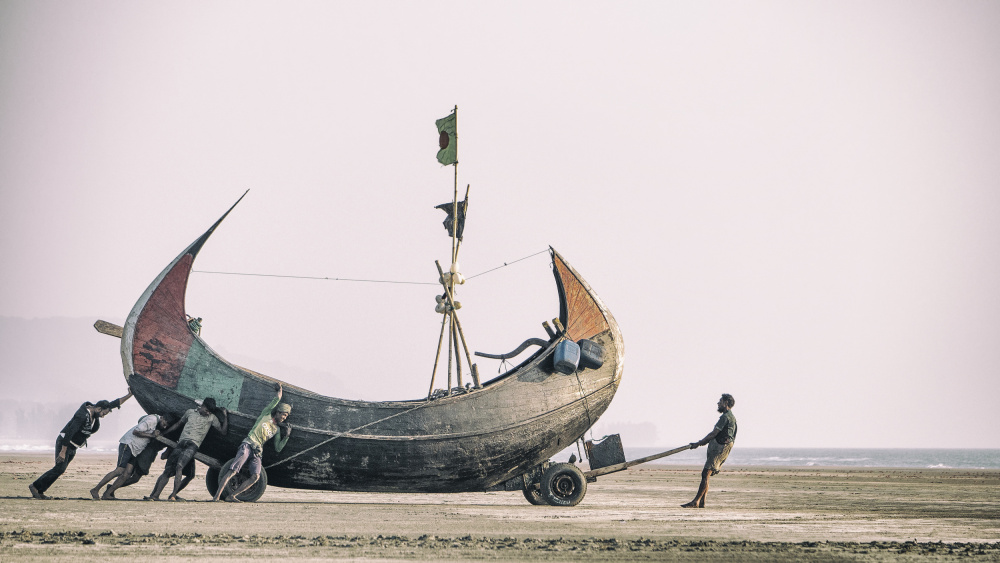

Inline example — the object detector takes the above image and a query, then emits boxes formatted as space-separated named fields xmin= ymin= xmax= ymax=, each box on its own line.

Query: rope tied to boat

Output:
xmin=573 ymin=370 xmax=595 ymax=438
xmin=263 ymin=400 xmax=436 ymax=470
xmin=264 ymin=376 xmax=619 ymax=471
xmin=193 ymin=249 xmax=550 ymax=286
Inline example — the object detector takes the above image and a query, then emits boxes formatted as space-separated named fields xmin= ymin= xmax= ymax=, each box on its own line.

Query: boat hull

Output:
xmin=121 ymin=199 xmax=624 ymax=493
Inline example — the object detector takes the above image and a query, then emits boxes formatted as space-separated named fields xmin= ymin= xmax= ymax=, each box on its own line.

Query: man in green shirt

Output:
xmin=682 ymin=393 xmax=737 ymax=508
xmin=213 ymin=382 xmax=291 ymax=502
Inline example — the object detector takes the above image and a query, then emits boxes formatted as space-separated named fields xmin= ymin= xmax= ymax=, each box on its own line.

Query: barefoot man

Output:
xmin=90 ymin=413 xmax=171 ymax=500
xmin=147 ymin=397 xmax=228 ymax=501
xmin=213 ymin=382 xmax=291 ymax=502
xmin=682 ymin=393 xmax=737 ymax=508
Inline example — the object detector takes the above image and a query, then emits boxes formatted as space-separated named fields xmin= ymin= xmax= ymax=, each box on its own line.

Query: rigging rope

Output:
xmin=193 ymin=249 xmax=549 ymax=286
xmin=264 ymin=378 xmax=621 ymax=471
xmin=263 ymin=400 xmax=434 ymax=470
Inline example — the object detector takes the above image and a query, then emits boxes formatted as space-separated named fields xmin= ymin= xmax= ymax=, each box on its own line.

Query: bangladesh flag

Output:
xmin=435 ymin=112 xmax=457 ymax=165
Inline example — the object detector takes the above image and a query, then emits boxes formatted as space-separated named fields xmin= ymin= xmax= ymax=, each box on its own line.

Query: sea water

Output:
xmin=4 ymin=439 xmax=999 ymax=469
xmin=551 ymin=446 xmax=1000 ymax=470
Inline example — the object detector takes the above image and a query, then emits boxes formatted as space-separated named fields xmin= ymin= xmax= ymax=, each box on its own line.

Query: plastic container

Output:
xmin=577 ymin=339 xmax=604 ymax=369
xmin=553 ymin=340 xmax=581 ymax=374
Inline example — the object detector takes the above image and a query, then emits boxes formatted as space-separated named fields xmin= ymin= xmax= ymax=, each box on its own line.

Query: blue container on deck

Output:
xmin=553 ymin=340 xmax=581 ymax=374
xmin=577 ymin=339 xmax=605 ymax=369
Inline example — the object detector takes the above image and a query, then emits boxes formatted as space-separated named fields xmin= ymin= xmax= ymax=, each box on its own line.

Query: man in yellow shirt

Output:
xmin=213 ymin=382 xmax=291 ymax=502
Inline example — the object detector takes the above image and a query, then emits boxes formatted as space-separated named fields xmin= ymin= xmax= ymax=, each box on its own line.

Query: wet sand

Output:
xmin=2 ymin=453 xmax=998 ymax=561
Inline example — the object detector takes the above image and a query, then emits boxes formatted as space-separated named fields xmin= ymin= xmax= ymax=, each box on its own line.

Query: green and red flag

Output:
xmin=435 ymin=111 xmax=457 ymax=165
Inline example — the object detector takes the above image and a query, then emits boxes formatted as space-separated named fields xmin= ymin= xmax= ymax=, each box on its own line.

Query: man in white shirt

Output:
xmin=90 ymin=413 xmax=171 ymax=500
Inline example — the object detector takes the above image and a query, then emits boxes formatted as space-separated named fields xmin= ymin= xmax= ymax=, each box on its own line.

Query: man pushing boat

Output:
xmin=29 ymin=388 xmax=133 ymax=499
xmin=90 ymin=412 xmax=172 ymax=500
xmin=213 ymin=381 xmax=292 ymax=502
xmin=147 ymin=397 xmax=228 ymax=501
xmin=682 ymin=393 xmax=737 ymax=508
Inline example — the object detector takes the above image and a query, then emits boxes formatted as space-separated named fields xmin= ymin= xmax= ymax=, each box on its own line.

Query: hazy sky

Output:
xmin=2 ymin=1 xmax=999 ymax=449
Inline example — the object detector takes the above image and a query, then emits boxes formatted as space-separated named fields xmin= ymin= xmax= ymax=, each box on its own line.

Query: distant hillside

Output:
xmin=0 ymin=316 xmax=126 ymax=400
xmin=0 ymin=316 xmax=364 ymax=448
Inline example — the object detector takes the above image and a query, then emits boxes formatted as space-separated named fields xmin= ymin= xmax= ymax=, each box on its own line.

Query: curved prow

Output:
xmin=121 ymin=191 xmax=248 ymax=386
xmin=551 ymin=248 xmax=621 ymax=343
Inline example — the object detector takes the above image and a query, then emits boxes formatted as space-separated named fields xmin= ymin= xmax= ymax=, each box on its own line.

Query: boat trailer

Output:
xmin=502 ymin=434 xmax=693 ymax=507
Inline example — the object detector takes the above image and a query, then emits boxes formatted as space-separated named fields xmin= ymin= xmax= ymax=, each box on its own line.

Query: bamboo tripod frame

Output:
xmin=427 ymin=106 xmax=479 ymax=399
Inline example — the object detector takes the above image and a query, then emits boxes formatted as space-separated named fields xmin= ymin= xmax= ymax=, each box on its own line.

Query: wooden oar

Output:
xmin=94 ymin=320 xmax=123 ymax=338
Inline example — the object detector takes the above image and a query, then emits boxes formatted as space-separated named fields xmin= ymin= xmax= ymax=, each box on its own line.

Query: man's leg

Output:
xmin=31 ymin=459 xmax=69 ymax=499
xmin=120 ymin=471 xmax=142 ymax=488
xmin=226 ymin=474 xmax=259 ymax=500
xmin=92 ymin=444 xmax=130 ymax=499
xmin=31 ymin=439 xmax=75 ymax=499
xmin=225 ymin=448 xmax=262 ymax=502
xmin=147 ymin=470 xmax=170 ymax=500
xmin=171 ymin=461 xmax=195 ymax=499
xmin=695 ymin=468 xmax=710 ymax=506
xmin=168 ymin=464 xmax=186 ymax=499
xmin=682 ymin=468 xmax=711 ymax=508
xmin=117 ymin=447 xmax=156 ymax=492
xmin=175 ymin=474 xmax=194 ymax=495
xmin=102 ymin=464 xmax=134 ymax=499
xmin=213 ymin=468 xmax=236 ymax=501
xmin=214 ymin=443 xmax=250 ymax=501
xmin=168 ymin=446 xmax=195 ymax=500
xmin=91 ymin=467 xmax=124 ymax=499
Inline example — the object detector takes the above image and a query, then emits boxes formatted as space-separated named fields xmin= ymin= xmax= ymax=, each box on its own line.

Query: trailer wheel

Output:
xmin=205 ymin=466 xmax=221 ymax=497
xmin=218 ymin=457 xmax=268 ymax=502
xmin=522 ymin=482 xmax=547 ymax=505
xmin=540 ymin=463 xmax=587 ymax=507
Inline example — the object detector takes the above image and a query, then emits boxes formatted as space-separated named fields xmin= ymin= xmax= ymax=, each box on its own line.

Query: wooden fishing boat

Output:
xmin=120 ymin=196 xmax=624 ymax=505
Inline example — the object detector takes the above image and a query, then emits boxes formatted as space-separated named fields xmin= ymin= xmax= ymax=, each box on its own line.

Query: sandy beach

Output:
xmin=2 ymin=452 xmax=998 ymax=561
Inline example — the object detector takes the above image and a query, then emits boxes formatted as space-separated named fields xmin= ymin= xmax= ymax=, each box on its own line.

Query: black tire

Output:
xmin=540 ymin=463 xmax=587 ymax=507
xmin=522 ymin=482 xmax=547 ymax=505
xmin=205 ymin=466 xmax=220 ymax=497
xmin=218 ymin=457 xmax=268 ymax=502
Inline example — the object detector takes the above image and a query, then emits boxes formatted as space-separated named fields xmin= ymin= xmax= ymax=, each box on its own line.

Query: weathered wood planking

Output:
xmin=121 ymin=199 xmax=625 ymax=493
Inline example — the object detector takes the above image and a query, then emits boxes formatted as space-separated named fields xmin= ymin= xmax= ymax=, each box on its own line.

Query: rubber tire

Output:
xmin=522 ymin=483 xmax=548 ymax=505
xmin=205 ymin=466 xmax=221 ymax=497
xmin=540 ymin=463 xmax=587 ymax=507
xmin=218 ymin=457 xmax=269 ymax=503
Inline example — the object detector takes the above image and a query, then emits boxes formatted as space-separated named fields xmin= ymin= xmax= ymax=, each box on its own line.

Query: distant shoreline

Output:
xmin=7 ymin=443 xmax=1000 ymax=469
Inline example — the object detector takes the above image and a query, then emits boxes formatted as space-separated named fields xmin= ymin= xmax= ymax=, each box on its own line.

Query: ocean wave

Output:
xmin=0 ymin=444 xmax=51 ymax=452
xmin=0 ymin=443 xmax=118 ymax=453
xmin=755 ymin=456 xmax=873 ymax=464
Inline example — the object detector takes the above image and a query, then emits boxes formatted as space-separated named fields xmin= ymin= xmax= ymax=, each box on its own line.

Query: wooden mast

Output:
xmin=428 ymin=106 xmax=480 ymax=397
xmin=448 ymin=105 xmax=459 ymax=391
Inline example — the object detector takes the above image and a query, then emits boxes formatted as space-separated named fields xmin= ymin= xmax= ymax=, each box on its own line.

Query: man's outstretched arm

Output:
xmin=690 ymin=429 xmax=721 ymax=449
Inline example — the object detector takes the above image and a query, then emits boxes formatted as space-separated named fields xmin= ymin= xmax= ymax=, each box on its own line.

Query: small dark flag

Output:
xmin=435 ymin=112 xmax=457 ymax=165
xmin=435 ymin=197 xmax=467 ymax=241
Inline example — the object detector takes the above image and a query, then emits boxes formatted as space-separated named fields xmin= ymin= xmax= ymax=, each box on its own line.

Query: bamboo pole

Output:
xmin=446 ymin=311 xmax=453 ymax=394
xmin=451 ymin=312 xmax=476 ymax=387
xmin=434 ymin=261 xmax=478 ymax=388
xmin=427 ymin=311 xmax=449 ymax=399
xmin=447 ymin=106 xmax=458 ymax=394
xmin=452 ymin=316 xmax=463 ymax=388
xmin=451 ymin=106 xmax=458 ymax=266
xmin=446 ymin=184 xmax=475 ymax=385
